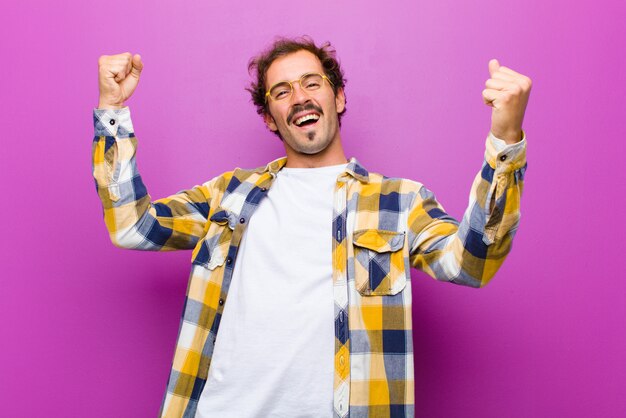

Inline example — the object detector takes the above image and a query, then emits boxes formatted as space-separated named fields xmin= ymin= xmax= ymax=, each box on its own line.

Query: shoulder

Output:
xmin=360 ymin=169 xmax=425 ymax=196
xmin=349 ymin=158 xmax=424 ymax=195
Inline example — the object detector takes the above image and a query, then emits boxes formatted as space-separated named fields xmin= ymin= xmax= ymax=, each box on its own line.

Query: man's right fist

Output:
xmin=98 ymin=53 xmax=143 ymax=109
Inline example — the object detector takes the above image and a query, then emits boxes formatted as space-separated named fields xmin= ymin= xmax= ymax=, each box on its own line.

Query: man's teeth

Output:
xmin=295 ymin=114 xmax=320 ymax=126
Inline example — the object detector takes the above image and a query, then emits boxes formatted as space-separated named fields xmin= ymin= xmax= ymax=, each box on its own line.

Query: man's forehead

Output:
xmin=265 ymin=50 xmax=324 ymax=86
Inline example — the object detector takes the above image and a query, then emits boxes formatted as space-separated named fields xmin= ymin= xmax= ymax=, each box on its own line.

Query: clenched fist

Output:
xmin=98 ymin=52 xmax=144 ymax=109
xmin=482 ymin=59 xmax=532 ymax=144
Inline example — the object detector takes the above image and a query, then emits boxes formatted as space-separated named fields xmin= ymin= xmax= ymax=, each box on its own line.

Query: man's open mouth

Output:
xmin=293 ymin=113 xmax=320 ymax=128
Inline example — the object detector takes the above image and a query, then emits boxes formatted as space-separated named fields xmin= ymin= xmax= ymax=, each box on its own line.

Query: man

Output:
xmin=93 ymin=37 xmax=530 ymax=418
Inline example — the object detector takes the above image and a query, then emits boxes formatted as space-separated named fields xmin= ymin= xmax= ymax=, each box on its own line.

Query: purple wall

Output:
xmin=1 ymin=0 xmax=624 ymax=416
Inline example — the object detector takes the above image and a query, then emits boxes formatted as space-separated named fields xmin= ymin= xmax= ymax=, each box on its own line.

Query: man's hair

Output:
xmin=246 ymin=36 xmax=347 ymax=124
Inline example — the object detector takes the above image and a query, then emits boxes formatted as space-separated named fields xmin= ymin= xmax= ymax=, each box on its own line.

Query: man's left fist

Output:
xmin=482 ymin=59 xmax=532 ymax=144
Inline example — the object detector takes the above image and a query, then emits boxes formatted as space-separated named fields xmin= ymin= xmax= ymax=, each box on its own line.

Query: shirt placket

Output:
xmin=211 ymin=172 xmax=275 ymax=335
xmin=332 ymin=174 xmax=351 ymax=418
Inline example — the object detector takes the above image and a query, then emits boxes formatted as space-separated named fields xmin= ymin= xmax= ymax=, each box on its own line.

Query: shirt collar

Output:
xmin=256 ymin=156 xmax=370 ymax=183
xmin=345 ymin=157 xmax=370 ymax=183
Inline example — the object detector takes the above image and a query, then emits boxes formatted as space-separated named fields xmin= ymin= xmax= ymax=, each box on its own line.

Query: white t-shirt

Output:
xmin=195 ymin=163 xmax=348 ymax=418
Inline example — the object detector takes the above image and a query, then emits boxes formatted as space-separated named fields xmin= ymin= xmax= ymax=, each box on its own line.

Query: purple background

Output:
xmin=1 ymin=0 xmax=624 ymax=416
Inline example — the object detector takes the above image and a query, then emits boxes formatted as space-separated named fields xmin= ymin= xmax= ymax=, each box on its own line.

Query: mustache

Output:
xmin=287 ymin=103 xmax=324 ymax=125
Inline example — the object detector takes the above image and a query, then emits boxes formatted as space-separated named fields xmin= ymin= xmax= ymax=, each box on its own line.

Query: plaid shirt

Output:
xmin=93 ymin=107 xmax=527 ymax=418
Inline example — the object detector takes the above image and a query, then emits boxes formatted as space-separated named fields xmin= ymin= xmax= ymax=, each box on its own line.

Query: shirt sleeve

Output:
xmin=92 ymin=106 xmax=211 ymax=251
xmin=407 ymin=131 xmax=527 ymax=287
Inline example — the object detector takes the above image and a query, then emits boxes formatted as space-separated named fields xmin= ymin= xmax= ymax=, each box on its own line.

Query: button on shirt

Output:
xmin=92 ymin=107 xmax=527 ymax=418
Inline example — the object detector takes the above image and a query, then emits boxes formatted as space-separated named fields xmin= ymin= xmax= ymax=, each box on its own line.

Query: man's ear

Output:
xmin=335 ymin=87 xmax=346 ymax=114
xmin=263 ymin=112 xmax=278 ymax=132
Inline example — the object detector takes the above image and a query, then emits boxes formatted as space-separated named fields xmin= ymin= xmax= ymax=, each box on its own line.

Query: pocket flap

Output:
xmin=353 ymin=229 xmax=405 ymax=253
xmin=209 ymin=207 xmax=237 ymax=230
xmin=191 ymin=212 xmax=233 ymax=270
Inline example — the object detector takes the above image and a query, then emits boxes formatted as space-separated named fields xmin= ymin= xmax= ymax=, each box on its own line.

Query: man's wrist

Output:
xmin=97 ymin=101 xmax=125 ymax=110
xmin=491 ymin=129 xmax=523 ymax=145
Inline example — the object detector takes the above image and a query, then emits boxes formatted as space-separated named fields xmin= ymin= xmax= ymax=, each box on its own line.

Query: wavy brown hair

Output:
xmin=246 ymin=36 xmax=347 ymax=125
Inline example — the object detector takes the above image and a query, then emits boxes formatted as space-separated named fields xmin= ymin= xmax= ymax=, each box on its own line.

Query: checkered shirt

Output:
xmin=92 ymin=107 xmax=527 ymax=418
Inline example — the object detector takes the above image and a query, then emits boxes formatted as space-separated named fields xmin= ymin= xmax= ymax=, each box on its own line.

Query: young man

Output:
xmin=93 ymin=37 xmax=530 ymax=418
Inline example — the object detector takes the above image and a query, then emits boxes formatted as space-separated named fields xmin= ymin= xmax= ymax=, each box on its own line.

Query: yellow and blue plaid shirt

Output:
xmin=93 ymin=107 xmax=527 ymax=418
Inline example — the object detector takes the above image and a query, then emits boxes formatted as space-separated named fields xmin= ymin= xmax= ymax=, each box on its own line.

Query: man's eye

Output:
xmin=272 ymin=85 xmax=291 ymax=99
xmin=305 ymin=82 xmax=321 ymax=89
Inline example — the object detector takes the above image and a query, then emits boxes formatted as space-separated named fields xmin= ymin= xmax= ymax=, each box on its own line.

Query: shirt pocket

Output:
xmin=191 ymin=208 xmax=234 ymax=270
xmin=352 ymin=229 xmax=407 ymax=296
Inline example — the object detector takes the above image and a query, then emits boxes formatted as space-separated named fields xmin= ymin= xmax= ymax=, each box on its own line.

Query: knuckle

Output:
xmin=524 ymin=77 xmax=533 ymax=89
xmin=98 ymin=55 xmax=110 ymax=67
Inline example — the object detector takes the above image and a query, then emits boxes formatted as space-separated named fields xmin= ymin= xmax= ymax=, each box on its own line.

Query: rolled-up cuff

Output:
xmin=485 ymin=130 xmax=527 ymax=172
xmin=93 ymin=106 xmax=134 ymax=137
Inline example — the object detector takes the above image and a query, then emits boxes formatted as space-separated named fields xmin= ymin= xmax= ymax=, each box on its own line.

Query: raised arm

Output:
xmin=93 ymin=53 xmax=211 ymax=251
xmin=408 ymin=59 xmax=531 ymax=287
xmin=408 ymin=133 xmax=527 ymax=287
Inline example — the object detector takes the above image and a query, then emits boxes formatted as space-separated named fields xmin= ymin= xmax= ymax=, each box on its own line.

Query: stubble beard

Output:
xmin=291 ymin=123 xmax=337 ymax=155
xmin=291 ymin=134 xmax=327 ymax=155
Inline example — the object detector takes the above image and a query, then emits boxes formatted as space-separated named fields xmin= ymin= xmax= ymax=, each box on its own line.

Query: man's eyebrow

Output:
xmin=270 ymin=71 xmax=319 ymax=85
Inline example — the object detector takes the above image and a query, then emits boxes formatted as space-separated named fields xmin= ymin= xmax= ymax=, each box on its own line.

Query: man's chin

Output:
xmin=295 ymin=144 xmax=326 ymax=155
xmin=286 ymin=138 xmax=330 ymax=155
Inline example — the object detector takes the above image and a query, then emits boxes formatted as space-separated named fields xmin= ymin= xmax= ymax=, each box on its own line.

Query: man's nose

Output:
xmin=290 ymin=82 xmax=312 ymax=105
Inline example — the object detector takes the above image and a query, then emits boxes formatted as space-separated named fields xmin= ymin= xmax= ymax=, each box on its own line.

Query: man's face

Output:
xmin=263 ymin=50 xmax=346 ymax=156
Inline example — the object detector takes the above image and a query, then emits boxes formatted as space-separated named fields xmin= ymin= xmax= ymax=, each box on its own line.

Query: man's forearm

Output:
xmin=92 ymin=107 xmax=211 ymax=251
xmin=409 ymin=132 xmax=527 ymax=287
